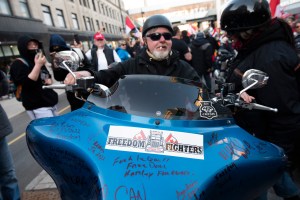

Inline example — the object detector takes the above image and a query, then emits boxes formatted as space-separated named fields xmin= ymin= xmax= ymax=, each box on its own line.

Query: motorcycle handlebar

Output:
xmin=43 ymin=84 xmax=67 ymax=89
xmin=237 ymin=101 xmax=278 ymax=112
xmin=212 ymin=94 xmax=278 ymax=113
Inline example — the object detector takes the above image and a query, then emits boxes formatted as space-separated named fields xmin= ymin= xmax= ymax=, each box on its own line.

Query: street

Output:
xmin=6 ymin=92 xmax=70 ymax=193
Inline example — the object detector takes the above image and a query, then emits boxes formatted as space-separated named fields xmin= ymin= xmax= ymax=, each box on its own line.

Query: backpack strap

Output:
xmin=16 ymin=58 xmax=29 ymax=67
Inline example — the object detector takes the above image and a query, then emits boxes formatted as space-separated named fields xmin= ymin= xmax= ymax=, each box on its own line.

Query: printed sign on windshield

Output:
xmin=106 ymin=126 xmax=204 ymax=160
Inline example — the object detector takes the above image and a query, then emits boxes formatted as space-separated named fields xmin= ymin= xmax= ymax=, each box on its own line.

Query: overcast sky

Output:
xmin=122 ymin=0 xmax=185 ymax=10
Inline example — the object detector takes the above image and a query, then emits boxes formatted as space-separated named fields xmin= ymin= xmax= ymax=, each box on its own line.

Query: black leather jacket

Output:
xmin=90 ymin=48 xmax=200 ymax=88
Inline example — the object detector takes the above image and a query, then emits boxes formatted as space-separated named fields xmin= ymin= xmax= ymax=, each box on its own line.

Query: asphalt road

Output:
xmin=6 ymin=92 xmax=71 ymax=193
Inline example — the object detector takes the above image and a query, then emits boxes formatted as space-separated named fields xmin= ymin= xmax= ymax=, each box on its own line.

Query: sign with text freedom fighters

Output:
xmin=106 ymin=126 xmax=204 ymax=160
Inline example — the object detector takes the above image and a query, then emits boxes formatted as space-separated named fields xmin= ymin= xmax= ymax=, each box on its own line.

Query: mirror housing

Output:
xmin=53 ymin=50 xmax=80 ymax=72
xmin=239 ymin=69 xmax=269 ymax=99
xmin=242 ymin=69 xmax=269 ymax=89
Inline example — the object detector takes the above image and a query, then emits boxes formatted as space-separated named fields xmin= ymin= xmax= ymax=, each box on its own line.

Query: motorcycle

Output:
xmin=26 ymin=51 xmax=286 ymax=200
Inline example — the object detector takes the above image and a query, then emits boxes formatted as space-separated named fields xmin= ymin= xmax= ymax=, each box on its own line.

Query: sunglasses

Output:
xmin=146 ymin=32 xmax=172 ymax=41
xmin=296 ymin=26 xmax=300 ymax=28
xmin=121 ymin=44 xmax=126 ymax=46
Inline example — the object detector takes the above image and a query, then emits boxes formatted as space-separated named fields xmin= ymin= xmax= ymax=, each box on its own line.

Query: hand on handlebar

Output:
xmin=64 ymin=71 xmax=92 ymax=85
xmin=240 ymin=92 xmax=255 ymax=103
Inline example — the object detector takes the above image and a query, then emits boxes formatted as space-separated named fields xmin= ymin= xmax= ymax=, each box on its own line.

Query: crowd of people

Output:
xmin=0 ymin=0 xmax=300 ymax=199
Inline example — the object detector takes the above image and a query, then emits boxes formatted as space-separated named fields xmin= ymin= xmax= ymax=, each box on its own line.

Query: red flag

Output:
xmin=125 ymin=16 xmax=141 ymax=38
xmin=126 ymin=16 xmax=136 ymax=34
xmin=270 ymin=0 xmax=280 ymax=17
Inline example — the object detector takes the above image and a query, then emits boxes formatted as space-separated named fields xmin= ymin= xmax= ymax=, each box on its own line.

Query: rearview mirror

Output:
xmin=53 ymin=50 xmax=80 ymax=72
xmin=239 ymin=69 xmax=269 ymax=99
xmin=242 ymin=69 xmax=269 ymax=89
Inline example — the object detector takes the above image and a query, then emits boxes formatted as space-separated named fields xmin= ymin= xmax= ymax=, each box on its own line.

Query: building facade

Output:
xmin=0 ymin=0 xmax=128 ymax=68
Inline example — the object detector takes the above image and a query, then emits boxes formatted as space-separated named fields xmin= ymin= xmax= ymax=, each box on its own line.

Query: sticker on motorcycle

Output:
xmin=106 ymin=126 xmax=204 ymax=160
xmin=199 ymin=101 xmax=217 ymax=119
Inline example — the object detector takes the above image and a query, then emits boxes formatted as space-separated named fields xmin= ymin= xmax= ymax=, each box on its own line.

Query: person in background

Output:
xmin=116 ymin=40 xmax=131 ymax=62
xmin=132 ymin=37 xmax=144 ymax=58
xmin=190 ymin=32 xmax=213 ymax=91
xmin=171 ymin=26 xmax=192 ymax=63
xmin=286 ymin=16 xmax=296 ymax=33
xmin=221 ymin=0 xmax=300 ymax=199
xmin=124 ymin=37 xmax=135 ymax=58
xmin=10 ymin=35 xmax=58 ymax=120
xmin=204 ymin=27 xmax=220 ymax=59
xmin=0 ymin=70 xmax=20 ymax=200
xmin=49 ymin=34 xmax=92 ymax=111
xmin=63 ymin=14 xmax=200 ymax=88
xmin=181 ymin=30 xmax=191 ymax=46
xmin=294 ymin=19 xmax=300 ymax=59
xmin=85 ymin=32 xmax=121 ymax=71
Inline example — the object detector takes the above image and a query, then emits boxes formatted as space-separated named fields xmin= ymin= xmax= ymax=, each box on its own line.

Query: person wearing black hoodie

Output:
xmin=221 ymin=0 xmax=300 ymax=199
xmin=190 ymin=32 xmax=213 ymax=91
xmin=10 ymin=35 xmax=58 ymax=120
xmin=49 ymin=34 xmax=92 ymax=111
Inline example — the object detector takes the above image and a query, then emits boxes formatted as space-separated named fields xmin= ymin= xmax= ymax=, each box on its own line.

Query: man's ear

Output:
xmin=143 ymin=37 xmax=147 ymax=46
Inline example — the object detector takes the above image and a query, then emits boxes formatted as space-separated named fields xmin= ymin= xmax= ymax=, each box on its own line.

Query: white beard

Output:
xmin=152 ymin=49 xmax=169 ymax=60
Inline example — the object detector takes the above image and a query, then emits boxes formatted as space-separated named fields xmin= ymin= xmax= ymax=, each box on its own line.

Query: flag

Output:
xmin=270 ymin=0 xmax=280 ymax=18
xmin=125 ymin=16 xmax=141 ymax=38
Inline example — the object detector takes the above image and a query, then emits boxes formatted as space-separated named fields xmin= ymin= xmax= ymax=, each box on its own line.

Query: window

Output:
xmin=101 ymin=4 xmax=105 ymax=15
xmin=42 ymin=5 xmax=54 ymax=26
xmin=92 ymin=0 xmax=96 ymax=11
xmin=105 ymin=23 xmax=108 ymax=33
xmin=3 ymin=46 xmax=13 ymax=56
xmin=0 ymin=48 xmax=3 ymax=57
xmin=0 ymin=0 xmax=12 ymax=15
xmin=82 ymin=0 xmax=89 ymax=8
xmin=11 ymin=45 xmax=19 ymax=55
xmin=56 ymin=9 xmax=66 ymax=28
xmin=97 ymin=1 xmax=101 ymax=14
xmin=19 ymin=0 xmax=30 ymax=18
xmin=96 ymin=20 xmax=100 ymax=31
xmin=83 ymin=16 xmax=92 ymax=31
xmin=105 ymin=6 xmax=108 ymax=17
xmin=71 ymin=13 xmax=79 ymax=30
xmin=109 ymin=24 xmax=112 ymax=33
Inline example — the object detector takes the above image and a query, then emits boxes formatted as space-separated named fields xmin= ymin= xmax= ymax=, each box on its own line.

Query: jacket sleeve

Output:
xmin=89 ymin=60 xmax=132 ymax=87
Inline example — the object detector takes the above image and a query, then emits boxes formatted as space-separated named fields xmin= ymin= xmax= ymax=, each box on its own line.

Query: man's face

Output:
xmin=144 ymin=27 xmax=172 ymax=60
xmin=94 ymin=39 xmax=105 ymax=48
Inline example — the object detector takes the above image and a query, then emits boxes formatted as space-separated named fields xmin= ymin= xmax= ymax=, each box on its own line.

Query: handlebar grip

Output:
xmin=42 ymin=84 xmax=67 ymax=89
xmin=251 ymin=103 xmax=278 ymax=112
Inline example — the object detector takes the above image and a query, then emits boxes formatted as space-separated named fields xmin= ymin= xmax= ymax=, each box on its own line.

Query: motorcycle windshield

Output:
xmin=88 ymin=75 xmax=233 ymax=120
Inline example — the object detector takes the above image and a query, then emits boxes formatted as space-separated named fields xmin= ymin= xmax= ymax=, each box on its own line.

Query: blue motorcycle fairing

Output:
xmin=26 ymin=75 xmax=286 ymax=200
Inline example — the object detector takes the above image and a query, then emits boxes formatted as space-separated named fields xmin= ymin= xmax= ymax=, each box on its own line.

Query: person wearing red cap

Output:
xmin=85 ymin=32 xmax=121 ymax=71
